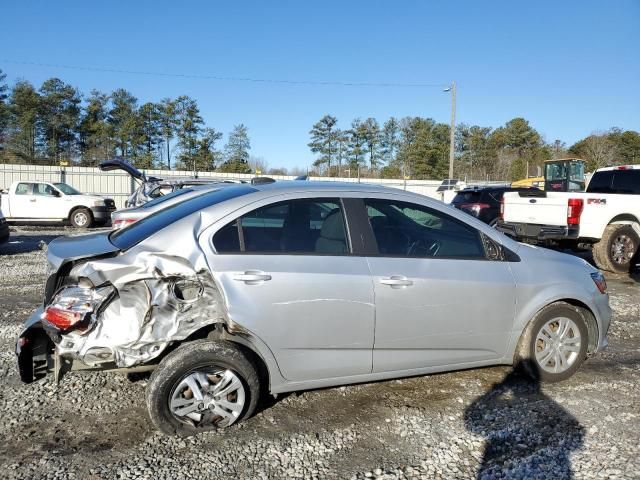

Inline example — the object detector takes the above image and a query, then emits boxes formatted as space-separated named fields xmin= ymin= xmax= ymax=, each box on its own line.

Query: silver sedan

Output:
xmin=17 ymin=182 xmax=611 ymax=435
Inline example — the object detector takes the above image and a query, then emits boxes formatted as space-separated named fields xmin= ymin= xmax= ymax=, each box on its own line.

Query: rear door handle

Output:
xmin=380 ymin=275 xmax=413 ymax=287
xmin=233 ymin=270 xmax=272 ymax=284
xmin=29 ymin=199 xmax=37 ymax=202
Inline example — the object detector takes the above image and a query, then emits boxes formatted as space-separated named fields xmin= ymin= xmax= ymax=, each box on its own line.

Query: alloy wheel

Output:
xmin=535 ymin=317 xmax=582 ymax=374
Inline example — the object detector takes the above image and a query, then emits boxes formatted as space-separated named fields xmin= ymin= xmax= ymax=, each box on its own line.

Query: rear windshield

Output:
xmin=110 ymin=185 xmax=256 ymax=250
xmin=452 ymin=191 xmax=482 ymax=203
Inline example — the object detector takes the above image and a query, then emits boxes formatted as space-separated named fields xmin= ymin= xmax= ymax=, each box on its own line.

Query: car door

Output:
xmin=10 ymin=183 xmax=39 ymax=218
xmin=202 ymin=196 xmax=375 ymax=383
xmin=32 ymin=183 xmax=66 ymax=219
xmin=361 ymin=197 xmax=517 ymax=373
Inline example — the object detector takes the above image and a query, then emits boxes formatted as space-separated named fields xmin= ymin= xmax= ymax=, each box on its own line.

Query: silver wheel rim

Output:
xmin=74 ymin=211 xmax=89 ymax=227
xmin=169 ymin=368 xmax=246 ymax=428
xmin=535 ymin=317 xmax=581 ymax=374
xmin=610 ymin=234 xmax=635 ymax=265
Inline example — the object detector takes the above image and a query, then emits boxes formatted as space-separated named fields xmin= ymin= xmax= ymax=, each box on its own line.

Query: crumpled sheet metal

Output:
xmin=56 ymin=249 xmax=228 ymax=368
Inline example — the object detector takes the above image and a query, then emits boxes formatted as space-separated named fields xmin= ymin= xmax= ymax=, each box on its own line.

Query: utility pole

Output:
xmin=444 ymin=81 xmax=456 ymax=179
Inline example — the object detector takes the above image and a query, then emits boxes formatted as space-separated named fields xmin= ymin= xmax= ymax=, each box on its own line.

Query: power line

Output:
xmin=1 ymin=59 xmax=448 ymax=89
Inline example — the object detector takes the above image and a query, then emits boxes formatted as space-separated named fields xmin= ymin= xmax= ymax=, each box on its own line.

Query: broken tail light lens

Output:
xmin=590 ymin=271 xmax=607 ymax=294
xmin=42 ymin=286 xmax=113 ymax=331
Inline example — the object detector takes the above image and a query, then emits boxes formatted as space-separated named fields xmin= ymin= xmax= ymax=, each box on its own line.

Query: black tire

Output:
xmin=69 ymin=207 xmax=93 ymax=228
xmin=146 ymin=340 xmax=260 ymax=436
xmin=592 ymin=224 xmax=639 ymax=274
xmin=514 ymin=302 xmax=589 ymax=383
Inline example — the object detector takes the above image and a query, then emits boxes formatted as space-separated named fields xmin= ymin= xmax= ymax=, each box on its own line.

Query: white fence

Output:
xmin=0 ymin=164 xmax=449 ymax=208
xmin=0 ymin=164 xmax=510 ymax=208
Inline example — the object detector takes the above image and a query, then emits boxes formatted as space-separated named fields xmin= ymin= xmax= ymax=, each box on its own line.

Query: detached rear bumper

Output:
xmin=16 ymin=308 xmax=55 ymax=383
xmin=497 ymin=221 xmax=579 ymax=241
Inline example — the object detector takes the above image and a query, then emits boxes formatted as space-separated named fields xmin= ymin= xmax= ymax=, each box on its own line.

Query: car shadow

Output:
xmin=464 ymin=361 xmax=584 ymax=479
xmin=0 ymin=234 xmax=61 ymax=255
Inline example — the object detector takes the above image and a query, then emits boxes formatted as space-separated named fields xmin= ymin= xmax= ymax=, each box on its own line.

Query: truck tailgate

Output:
xmin=502 ymin=193 xmax=568 ymax=226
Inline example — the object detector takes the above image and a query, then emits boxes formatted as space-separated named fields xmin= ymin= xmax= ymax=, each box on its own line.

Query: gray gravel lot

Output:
xmin=0 ymin=226 xmax=638 ymax=479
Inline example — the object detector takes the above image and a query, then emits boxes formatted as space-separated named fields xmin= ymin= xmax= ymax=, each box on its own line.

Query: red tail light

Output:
xmin=43 ymin=306 xmax=83 ymax=330
xmin=567 ymin=198 xmax=583 ymax=225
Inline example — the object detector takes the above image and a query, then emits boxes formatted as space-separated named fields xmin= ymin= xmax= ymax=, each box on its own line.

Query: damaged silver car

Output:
xmin=17 ymin=182 xmax=612 ymax=435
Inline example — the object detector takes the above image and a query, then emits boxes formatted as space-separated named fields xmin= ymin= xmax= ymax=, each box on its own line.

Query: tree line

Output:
xmin=0 ymin=69 xmax=252 ymax=173
xmin=308 ymin=115 xmax=640 ymax=180
xmin=1 ymin=68 xmax=638 ymax=180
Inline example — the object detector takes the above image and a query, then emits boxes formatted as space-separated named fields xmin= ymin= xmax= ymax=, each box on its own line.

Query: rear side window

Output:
xmin=611 ymin=170 xmax=640 ymax=194
xmin=213 ymin=198 xmax=350 ymax=255
xmin=110 ymin=185 xmax=256 ymax=250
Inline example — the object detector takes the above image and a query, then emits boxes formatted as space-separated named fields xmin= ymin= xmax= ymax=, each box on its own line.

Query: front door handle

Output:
xmin=29 ymin=199 xmax=36 ymax=202
xmin=233 ymin=270 xmax=272 ymax=284
xmin=380 ymin=275 xmax=413 ymax=287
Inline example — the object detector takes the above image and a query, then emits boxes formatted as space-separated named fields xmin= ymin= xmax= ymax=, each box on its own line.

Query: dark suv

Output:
xmin=451 ymin=186 xmax=535 ymax=225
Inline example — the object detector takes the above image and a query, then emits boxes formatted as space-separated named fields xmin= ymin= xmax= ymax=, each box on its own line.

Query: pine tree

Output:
xmin=220 ymin=124 xmax=251 ymax=173
xmin=159 ymin=98 xmax=178 ymax=169
xmin=308 ymin=114 xmax=337 ymax=175
xmin=39 ymin=78 xmax=81 ymax=162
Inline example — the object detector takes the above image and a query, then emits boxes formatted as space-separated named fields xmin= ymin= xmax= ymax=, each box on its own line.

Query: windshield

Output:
xmin=110 ymin=185 xmax=256 ymax=250
xmin=54 ymin=183 xmax=81 ymax=195
xmin=141 ymin=187 xmax=195 ymax=209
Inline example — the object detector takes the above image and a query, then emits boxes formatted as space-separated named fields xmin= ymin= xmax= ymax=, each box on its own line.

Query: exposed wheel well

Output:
xmin=609 ymin=214 xmax=640 ymax=228
xmin=179 ymin=323 xmax=271 ymax=394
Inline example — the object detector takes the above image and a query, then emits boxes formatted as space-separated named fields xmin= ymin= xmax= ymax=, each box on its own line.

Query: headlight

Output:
xmin=93 ymin=199 xmax=106 ymax=207
xmin=590 ymin=271 xmax=607 ymax=294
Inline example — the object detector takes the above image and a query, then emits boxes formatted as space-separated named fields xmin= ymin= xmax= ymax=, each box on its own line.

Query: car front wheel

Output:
xmin=516 ymin=302 xmax=589 ymax=382
xmin=146 ymin=340 xmax=260 ymax=435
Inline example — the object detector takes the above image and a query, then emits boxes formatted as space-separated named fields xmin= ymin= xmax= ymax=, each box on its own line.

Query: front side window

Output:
xmin=213 ymin=198 xmax=349 ymax=255
xmin=33 ymin=183 xmax=57 ymax=196
xmin=364 ymin=199 xmax=484 ymax=259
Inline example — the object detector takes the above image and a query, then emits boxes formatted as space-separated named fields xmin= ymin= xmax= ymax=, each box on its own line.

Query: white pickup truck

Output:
xmin=497 ymin=165 xmax=640 ymax=273
xmin=0 ymin=181 xmax=116 ymax=228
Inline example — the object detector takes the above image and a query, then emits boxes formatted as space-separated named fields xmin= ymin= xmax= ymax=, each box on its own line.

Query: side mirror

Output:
xmin=51 ymin=190 xmax=61 ymax=197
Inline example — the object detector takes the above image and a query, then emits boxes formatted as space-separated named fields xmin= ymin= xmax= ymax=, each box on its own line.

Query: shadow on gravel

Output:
xmin=464 ymin=361 xmax=584 ymax=480
xmin=0 ymin=234 xmax=60 ymax=254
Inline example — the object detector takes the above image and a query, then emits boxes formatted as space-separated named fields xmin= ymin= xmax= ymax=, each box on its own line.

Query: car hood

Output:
xmin=515 ymin=242 xmax=597 ymax=272
xmin=47 ymin=231 xmax=120 ymax=272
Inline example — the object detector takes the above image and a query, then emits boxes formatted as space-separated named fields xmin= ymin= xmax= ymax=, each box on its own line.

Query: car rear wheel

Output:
xmin=146 ymin=340 xmax=260 ymax=435
xmin=515 ymin=302 xmax=589 ymax=382
xmin=592 ymin=224 xmax=639 ymax=273
xmin=69 ymin=208 xmax=93 ymax=228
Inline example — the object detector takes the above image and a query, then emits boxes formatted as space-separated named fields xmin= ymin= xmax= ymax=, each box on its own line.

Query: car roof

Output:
xmin=250 ymin=180 xmax=405 ymax=196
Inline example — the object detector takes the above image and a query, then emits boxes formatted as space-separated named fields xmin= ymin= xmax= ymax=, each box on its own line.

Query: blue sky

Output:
xmin=1 ymin=0 xmax=638 ymax=170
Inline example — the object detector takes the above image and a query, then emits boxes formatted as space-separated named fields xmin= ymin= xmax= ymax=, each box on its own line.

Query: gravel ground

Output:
xmin=0 ymin=226 xmax=638 ymax=480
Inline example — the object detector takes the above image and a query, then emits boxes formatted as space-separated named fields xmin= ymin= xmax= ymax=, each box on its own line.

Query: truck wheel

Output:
xmin=70 ymin=208 xmax=93 ymax=228
xmin=514 ymin=302 xmax=588 ymax=383
xmin=592 ymin=224 xmax=639 ymax=273
xmin=146 ymin=340 xmax=260 ymax=436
